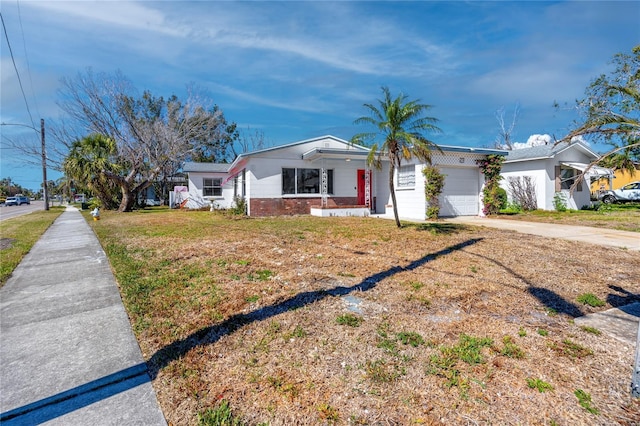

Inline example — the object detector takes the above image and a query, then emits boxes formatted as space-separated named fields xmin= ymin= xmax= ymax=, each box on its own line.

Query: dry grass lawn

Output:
xmin=90 ymin=209 xmax=640 ymax=425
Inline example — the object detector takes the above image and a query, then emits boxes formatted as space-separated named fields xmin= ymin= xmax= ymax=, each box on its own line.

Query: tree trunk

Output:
xmin=119 ymin=185 xmax=136 ymax=212
xmin=389 ymin=163 xmax=401 ymax=228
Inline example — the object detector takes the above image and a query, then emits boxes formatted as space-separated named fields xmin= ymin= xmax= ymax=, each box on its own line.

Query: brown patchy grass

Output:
xmin=90 ymin=208 xmax=640 ymax=425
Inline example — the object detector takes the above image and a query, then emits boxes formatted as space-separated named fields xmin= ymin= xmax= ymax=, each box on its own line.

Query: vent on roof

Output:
xmin=324 ymin=143 xmax=330 ymax=148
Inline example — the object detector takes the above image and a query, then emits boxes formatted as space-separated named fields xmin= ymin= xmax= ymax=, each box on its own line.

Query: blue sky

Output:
xmin=1 ymin=1 xmax=639 ymax=191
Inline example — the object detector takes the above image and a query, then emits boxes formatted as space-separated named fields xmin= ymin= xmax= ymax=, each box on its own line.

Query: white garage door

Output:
xmin=438 ymin=167 xmax=480 ymax=217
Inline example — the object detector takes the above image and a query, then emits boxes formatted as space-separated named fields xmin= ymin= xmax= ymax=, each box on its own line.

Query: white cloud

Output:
xmin=209 ymin=83 xmax=332 ymax=114
xmin=25 ymin=1 xmax=189 ymax=37
xmin=510 ymin=134 xmax=553 ymax=150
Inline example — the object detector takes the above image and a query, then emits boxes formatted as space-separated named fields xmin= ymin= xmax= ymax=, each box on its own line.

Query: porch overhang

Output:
xmin=302 ymin=148 xmax=370 ymax=162
xmin=561 ymin=162 xmax=613 ymax=178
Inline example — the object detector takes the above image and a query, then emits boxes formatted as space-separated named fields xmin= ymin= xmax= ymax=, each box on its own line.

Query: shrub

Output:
xmin=477 ymin=155 xmax=506 ymax=215
xmin=229 ymin=196 xmax=247 ymax=215
xmin=553 ymin=192 xmax=567 ymax=212
xmin=496 ymin=187 xmax=508 ymax=209
xmin=508 ymin=176 xmax=537 ymax=210
xmin=423 ymin=166 xmax=445 ymax=219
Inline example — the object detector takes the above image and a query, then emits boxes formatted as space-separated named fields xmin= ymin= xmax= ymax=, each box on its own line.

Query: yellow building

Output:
xmin=591 ymin=166 xmax=640 ymax=192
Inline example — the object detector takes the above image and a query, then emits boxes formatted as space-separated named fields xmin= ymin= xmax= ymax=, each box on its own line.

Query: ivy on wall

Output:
xmin=477 ymin=155 xmax=506 ymax=215
xmin=423 ymin=165 xmax=445 ymax=220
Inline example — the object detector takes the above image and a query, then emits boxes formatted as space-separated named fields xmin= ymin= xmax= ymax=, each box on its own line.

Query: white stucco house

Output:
xmin=182 ymin=162 xmax=235 ymax=209
xmin=183 ymin=135 xmax=507 ymax=219
xmin=500 ymin=141 xmax=613 ymax=210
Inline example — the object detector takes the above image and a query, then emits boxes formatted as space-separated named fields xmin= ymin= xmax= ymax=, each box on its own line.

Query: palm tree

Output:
xmin=63 ymin=134 xmax=121 ymax=210
xmin=353 ymin=87 xmax=442 ymax=228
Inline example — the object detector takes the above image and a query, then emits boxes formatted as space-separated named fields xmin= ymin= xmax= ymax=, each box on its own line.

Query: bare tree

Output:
xmin=56 ymin=69 xmax=235 ymax=211
xmin=494 ymin=104 xmax=520 ymax=150
xmin=507 ymin=176 xmax=537 ymax=211
xmin=231 ymin=127 xmax=268 ymax=158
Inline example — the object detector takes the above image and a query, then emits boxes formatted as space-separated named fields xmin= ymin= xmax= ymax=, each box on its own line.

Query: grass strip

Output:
xmin=0 ymin=207 xmax=64 ymax=286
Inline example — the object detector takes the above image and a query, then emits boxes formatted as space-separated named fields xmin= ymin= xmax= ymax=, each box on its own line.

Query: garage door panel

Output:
xmin=438 ymin=167 xmax=479 ymax=217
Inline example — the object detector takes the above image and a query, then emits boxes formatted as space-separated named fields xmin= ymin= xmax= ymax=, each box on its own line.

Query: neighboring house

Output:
xmin=185 ymin=135 xmax=506 ymax=219
xmin=500 ymin=142 xmax=613 ymax=210
xmin=590 ymin=163 xmax=639 ymax=193
xmin=140 ymin=173 xmax=188 ymax=206
xmin=182 ymin=162 xmax=234 ymax=208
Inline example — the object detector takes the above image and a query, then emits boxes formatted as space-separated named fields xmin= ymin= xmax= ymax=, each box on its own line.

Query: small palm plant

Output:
xmin=353 ymin=87 xmax=441 ymax=228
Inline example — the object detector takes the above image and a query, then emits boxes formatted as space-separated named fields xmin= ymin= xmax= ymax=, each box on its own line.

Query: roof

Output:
xmin=504 ymin=141 xmax=598 ymax=163
xmin=437 ymin=145 xmax=507 ymax=156
xmin=183 ymin=162 xmax=230 ymax=173
xmin=228 ymin=135 xmax=367 ymax=169
xmin=302 ymin=148 xmax=371 ymax=161
xmin=301 ymin=142 xmax=507 ymax=161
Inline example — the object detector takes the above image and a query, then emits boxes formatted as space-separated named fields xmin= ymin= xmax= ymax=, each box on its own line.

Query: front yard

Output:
xmin=496 ymin=203 xmax=640 ymax=232
xmin=90 ymin=209 xmax=640 ymax=425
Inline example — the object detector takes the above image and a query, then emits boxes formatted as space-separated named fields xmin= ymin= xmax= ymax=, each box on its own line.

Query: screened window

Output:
xmin=397 ymin=165 xmax=415 ymax=188
xmin=203 ymin=178 xmax=222 ymax=196
xmin=282 ymin=168 xmax=333 ymax=195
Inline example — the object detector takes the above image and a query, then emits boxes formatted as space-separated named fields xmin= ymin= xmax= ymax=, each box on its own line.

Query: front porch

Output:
xmin=310 ymin=205 xmax=371 ymax=217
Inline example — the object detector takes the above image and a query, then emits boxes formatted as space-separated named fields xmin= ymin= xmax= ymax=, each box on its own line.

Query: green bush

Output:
xmin=553 ymin=192 xmax=567 ymax=212
xmin=496 ymin=187 xmax=508 ymax=210
xmin=229 ymin=196 xmax=247 ymax=215
xmin=423 ymin=166 xmax=445 ymax=219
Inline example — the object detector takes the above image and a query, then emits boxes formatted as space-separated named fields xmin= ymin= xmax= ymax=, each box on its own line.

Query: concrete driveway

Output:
xmin=444 ymin=216 xmax=639 ymax=251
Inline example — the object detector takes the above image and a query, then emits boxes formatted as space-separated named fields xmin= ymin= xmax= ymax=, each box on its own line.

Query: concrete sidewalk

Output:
xmin=0 ymin=207 xmax=166 ymax=425
xmin=444 ymin=216 xmax=640 ymax=251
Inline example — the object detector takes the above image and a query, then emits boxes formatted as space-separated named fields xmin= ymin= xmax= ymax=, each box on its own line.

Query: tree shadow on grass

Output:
xmin=464 ymin=251 xmax=584 ymax=318
xmin=607 ymin=285 xmax=640 ymax=310
xmin=406 ymin=222 xmax=470 ymax=235
xmin=146 ymin=238 xmax=483 ymax=379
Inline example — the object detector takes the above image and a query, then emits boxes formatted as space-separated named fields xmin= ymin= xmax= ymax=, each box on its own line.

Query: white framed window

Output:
xmin=397 ymin=165 xmax=415 ymax=188
xmin=203 ymin=178 xmax=222 ymax=197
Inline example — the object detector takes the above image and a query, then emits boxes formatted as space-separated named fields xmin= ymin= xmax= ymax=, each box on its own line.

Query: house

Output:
xmin=184 ymin=135 xmax=507 ymax=219
xmin=590 ymin=163 xmax=639 ymax=193
xmin=500 ymin=141 xmax=613 ymax=210
xmin=182 ymin=163 xmax=234 ymax=209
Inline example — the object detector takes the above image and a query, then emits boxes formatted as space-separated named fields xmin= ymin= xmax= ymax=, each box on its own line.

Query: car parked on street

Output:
xmin=4 ymin=195 xmax=30 ymax=206
xmin=599 ymin=181 xmax=640 ymax=204
xmin=4 ymin=196 xmax=18 ymax=206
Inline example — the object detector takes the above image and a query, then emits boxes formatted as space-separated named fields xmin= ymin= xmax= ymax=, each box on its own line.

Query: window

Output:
xmin=282 ymin=168 xmax=333 ymax=195
xmin=397 ymin=165 xmax=415 ymax=188
xmin=560 ymin=168 xmax=575 ymax=190
xmin=203 ymin=178 xmax=222 ymax=196
xmin=559 ymin=167 xmax=582 ymax=192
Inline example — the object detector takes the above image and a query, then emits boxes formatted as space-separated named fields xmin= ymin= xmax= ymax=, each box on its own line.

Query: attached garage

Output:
xmin=438 ymin=167 xmax=481 ymax=216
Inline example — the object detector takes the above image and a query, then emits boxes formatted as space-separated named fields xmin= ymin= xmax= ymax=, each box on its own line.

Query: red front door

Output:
xmin=357 ymin=169 xmax=371 ymax=206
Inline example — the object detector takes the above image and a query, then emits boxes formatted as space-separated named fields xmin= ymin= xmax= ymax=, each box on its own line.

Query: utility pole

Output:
xmin=0 ymin=120 xmax=48 ymax=210
xmin=41 ymin=118 xmax=49 ymax=211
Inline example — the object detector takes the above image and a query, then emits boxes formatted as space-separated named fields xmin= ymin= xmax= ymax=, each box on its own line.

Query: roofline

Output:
xmin=229 ymin=135 xmax=365 ymax=169
xmin=436 ymin=145 xmax=508 ymax=155
xmin=183 ymin=162 xmax=231 ymax=173
xmin=302 ymin=148 xmax=371 ymax=161
xmin=503 ymin=141 xmax=599 ymax=163
xmin=504 ymin=156 xmax=551 ymax=163
xmin=551 ymin=141 xmax=599 ymax=159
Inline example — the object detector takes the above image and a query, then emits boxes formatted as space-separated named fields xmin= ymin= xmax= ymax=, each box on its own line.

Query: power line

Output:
xmin=0 ymin=11 xmax=36 ymax=129
xmin=16 ymin=0 xmax=41 ymax=118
